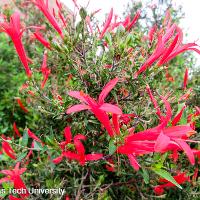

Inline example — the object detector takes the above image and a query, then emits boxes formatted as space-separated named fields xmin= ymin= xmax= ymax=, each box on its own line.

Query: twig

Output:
xmin=75 ymin=169 xmax=89 ymax=200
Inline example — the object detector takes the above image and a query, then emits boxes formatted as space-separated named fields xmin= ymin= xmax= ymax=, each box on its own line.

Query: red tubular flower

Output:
xmin=122 ymin=15 xmax=130 ymax=28
xmin=32 ymin=0 xmax=64 ymax=38
xmin=126 ymin=10 xmax=140 ymax=31
xmin=110 ymin=10 xmax=140 ymax=31
xmin=58 ymin=11 xmax=67 ymax=28
xmin=134 ymin=11 xmax=200 ymax=78
xmin=52 ymin=155 xmax=64 ymax=164
xmin=105 ymin=159 xmax=115 ymax=172
xmin=158 ymin=42 xmax=200 ymax=66
xmin=56 ymin=0 xmax=62 ymax=10
xmin=183 ymin=68 xmax=189 ymax=90
xmin=195 ymin=106 xmax=200 ymax=116
xmin=169 ymin=149 xmax=179 ymax=162
xmin=146 ymin=85 xmax=163 ymax=121
xmin=13 ymin=122 xmax=22 ymax=137
xmin=27 ymin=129 xmax=43 ymax=144
xmin=0 ymin=162 xmax=29 ymax=198
xmin=16 ymin=98 xmax=29 ymax=113
xmin=128 ymin=154 xmax=140 ymax=171
xmin=55 ymin=1 xmax=67 ymax=28
xmin=156 ymin=34 xmax=179 ymax=66
xmin=65 ymin=195 xmax=70 ymax=200
xmin=53 ymin=127 xmax=103 ymax=165
xmin=192 ymin=168 xmax=198 ymax=182
xmin=118 ymin=91 xmax=195 ymax=170
xmin=0 ymin=12 xmax=32 ymax=77
xmin=112 ymin=114 xmax=120 ymax=135
xmin=163 ymin=9 xmax=172 ymax=28
xmin=1 ymin=136 xmax=16 ymax=160
xmin=154 ymin=186 xmax=164 ymax=195
xmin=9 ymin=195 xmax=22 ymax=200
xmin=41 ymin=51 xmax=51 ymax=89
xmin=171 ymin=104 xmax=186 ymax=126
xmin=154 ymin=172 xmax=190 ymax=195
xmin=99 ymin=8 xmax=113 ymax=39
xmin=33 ymin=31 xmax=51 ymax=49
xmin=148 ymin=24 xmax=157 ymax=44
xmin=120 ymin=114 xmax=134 ymax=125
xmin=25 ymin=142 xmax=34 ymax=163
xmin=66 ymin=78 xmax=122 ymax=137
xmin=134 ymin=35 xmax=165 ymax=78
xmin=178 ymin=88 xmax=193 ymax=102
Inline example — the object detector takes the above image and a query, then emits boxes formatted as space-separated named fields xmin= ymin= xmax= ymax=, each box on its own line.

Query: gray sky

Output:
xmin=61 ymin=0 xmax=200 ymax=66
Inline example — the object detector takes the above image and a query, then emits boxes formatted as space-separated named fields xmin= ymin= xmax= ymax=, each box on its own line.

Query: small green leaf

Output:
xmin=2 ymin=181 xmax=13 ymax=191
xmin=109 ymin=140 xmax=116 ymax=155
xmin=96 ymin=175 xmax=105 ymax=187
xmin=105 ymin=32 xmax=112 ymax=46
xmin=16 ymin=151 xmax=28 ymax=162
xmin=41 ymin=145 xmax=48 ymax=153
xmin=33 ymin=141 xmax=43 ymax=151
xmin=152 ymin=168 xmax=182 ymax=189
xmin=141 ymin=168 xmax=149 ymax=184
xmin=21 ymin=129 xmax=29 ymax=147
xmin=79 ymin=8 xmax=87 ymax=19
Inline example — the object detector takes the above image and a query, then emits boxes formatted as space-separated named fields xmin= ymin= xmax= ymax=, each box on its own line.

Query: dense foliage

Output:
xmin=0 ymin=1 xmax=200 ymax=200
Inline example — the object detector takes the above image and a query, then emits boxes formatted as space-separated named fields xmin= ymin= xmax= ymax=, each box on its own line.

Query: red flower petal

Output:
xmin=126 ymin=10 xmax=140 ymax=31
xmin=27 ymin=129 xmax=42 ymax=143
xmin=9 ymin=195 xmax=22 ymax=200
xmin=52 ymin=155 xmax=63 ymax=164
xmin=16 ymin=98 xmax=28 ymax=113
xmin=33 ymin=0 xmax=64 ymax=38
xmin=171 ymin=105 xmax=186 ymax=126
xmin=66 ymin=104 xmax=89 ymax=114
xmin=64 ymin=126 xmax=72 ymax=143
xmin=128 ymin=154 xmax=140 ymax=171
xmin=2 ymin=141 xmax=16 ymax=160
xmin=154 ymin=132 xmax=170 ymax=152
xmin=99 ymin=103 xmax=122 ymax=115
xmin=174 ymin=139 xmax=195 ymax=165
xmin=13 ymin=122 xmax=22 ymax=137
xmin=112 ymin=114 xmax=120 ymax=135
xmin=99 ymin=8 xmax=113 ymax=39
xmin=68 ymin=91 xmax=88 ymax=103
xmin=98 ymin=78 xmax=118 ymax=104
xmin=85 ymin=153 xmax=103 ymax=161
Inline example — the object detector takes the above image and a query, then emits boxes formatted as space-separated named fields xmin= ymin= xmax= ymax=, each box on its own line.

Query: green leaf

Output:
xmin=16 ymin=151 xmax=28 ymax=162
xmin=96 ymin=175 xmax=105 ymax=187
xmin=41 ymin=145 xmax=48 ymax=153
xmin=33 ymin=140 xmax=43 ymax=151
xmin=79 ymin=8 xmax=87 ymax=19
xmin=21 ymin=129 xmax=29 ymax=147
xmin=46 ymin=179 xmax=54 ymax=188
xmin=177 ymin=103 xmax=187 ymax=124
xmin=108 ymin=140 xmax=116 ymax=155
xmin=152 ymin=168 xmax=182 ymax=189
xmin=125 ymin=34 xmax=134 ymax=46
xmin=141 ymin=168 xmax=149 ymax=184
xmin=105 ymin=32 xmax=112 ymax=46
